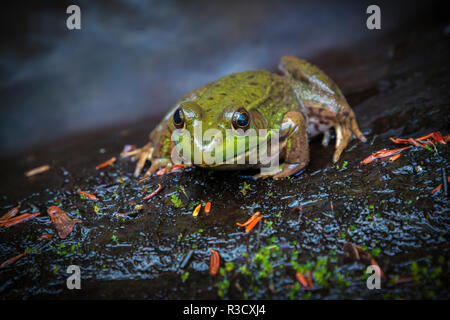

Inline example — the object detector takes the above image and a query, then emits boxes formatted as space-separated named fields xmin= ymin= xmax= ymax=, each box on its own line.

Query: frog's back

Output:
xmin=195 ymin=70 xmax=273 ymax=107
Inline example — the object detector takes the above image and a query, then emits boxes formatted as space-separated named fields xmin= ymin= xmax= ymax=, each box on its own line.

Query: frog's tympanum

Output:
xmin=133 ymin=56 xmax=366 ymax=179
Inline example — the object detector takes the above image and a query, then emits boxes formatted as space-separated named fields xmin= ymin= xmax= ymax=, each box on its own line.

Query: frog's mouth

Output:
xmin=176 ymin=130 xmax=286 ymax=167
xmin=197 ymin=134 xmax=286 ymax=168
xmin=195 ymin=147 xmax=251 ymax=168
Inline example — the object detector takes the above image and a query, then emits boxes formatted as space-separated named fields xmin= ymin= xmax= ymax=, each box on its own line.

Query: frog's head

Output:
xmin=169 ymin=101 xmax=268 ymax=168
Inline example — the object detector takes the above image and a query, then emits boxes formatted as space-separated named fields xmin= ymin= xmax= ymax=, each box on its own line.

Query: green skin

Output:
xmin=133 ymin=56 xmax=366 ymax=179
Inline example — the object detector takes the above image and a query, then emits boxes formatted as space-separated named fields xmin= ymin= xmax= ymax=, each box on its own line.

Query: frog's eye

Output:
xmin=232 ymin=108 xmax=250 ymax=131
xmin=173 ymin=108 xmax=185 ymax=129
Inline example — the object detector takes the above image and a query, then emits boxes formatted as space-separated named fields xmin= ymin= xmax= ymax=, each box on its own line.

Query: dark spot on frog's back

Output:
xmin=220 ymin=93 xmax=227 ymax=96
xmin=208 ymin=97 xmax=214 ymax=100
xmin=247 ymin=75 xmax=255 ymax=79
xmin=249 ymin=82 xmax=258 ymax=86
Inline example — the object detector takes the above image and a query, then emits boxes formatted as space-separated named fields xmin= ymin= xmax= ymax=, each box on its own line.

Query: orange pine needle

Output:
xmin=95 ymin=157 xmax=116 ymax=170
xmin=38 ymin=233 xmax=53 ymax=241
xmin=245 ymin=216 xmax=263 ymax=233
xmin=431 ymin=131 xmax=445 ymax=144
xmin=0 ymin=252 xmax=27 ymax=269
xmin=296 ymin=272 xmax=310 ymax=289
xmin=79 ymin=191 xmax=99 ymax=200
xmin=361 ymin=146 xmax=411 ymax=164
xmin=389 ymin=153 xmax=402 ymax=162
xmin=138 ymin=176 xmax=151 ymax=183
xmin=204 ymin=202 xmax=211 ymax=214
xmin=156 ymin=168 xmax=167 ymax=176
xmin=389 ymin=137 xmax=409 ymax=144
xmin=431 ymin=176 xmax=449 ymax=194
xmin=0 ymin=205 xmax=20 ymax=222
xmin=169 ymin=164 xmax=185 ymax=173
xmin=394 ymin=277 xmax=414 ymax=284
xmin=236 ymin=211 xmax=260 ymax=227
xmin=390 ymin=131 xmax=446 ymax=146
xmin=143 ymin=184 xmax=163 ymax=200
xmin=25 ymin=165 xmax=50 ymax=177
xmin=431 ymin=184 xmax=442 ymax=194
xmin=209 ymin=249 xmax=220 ymax=276
xmin=415 ymin=132 xmax=435 ymax=141
xmin=0 ymin=212 xmax=41 ymax=228
xmin=193 ymin=204 xmax=202 ymax=217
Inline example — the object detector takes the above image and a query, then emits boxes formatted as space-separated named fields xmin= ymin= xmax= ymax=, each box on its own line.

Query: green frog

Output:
xmin=132 ymin=56 xmax=366 ymax=179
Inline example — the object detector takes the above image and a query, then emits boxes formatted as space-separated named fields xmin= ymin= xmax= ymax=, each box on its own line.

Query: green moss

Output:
xmin=181 ymin=271 xmax=190 ymax=282
xmin=111 ymin=234 xmax=119 ymax=245
xmin=170 ymin=194 xmax=183 ymax=208
xmin=225 ymin=261 xmax=234 ymax=272
xmin=371 ymin=248 xmax=381 ymax=257
xmin=239 ymin=182 xmax=252 ymax=196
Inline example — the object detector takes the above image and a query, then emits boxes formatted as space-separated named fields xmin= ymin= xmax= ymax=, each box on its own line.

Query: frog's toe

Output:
xmin=143 ymin=163 xmax=159 ymax=178
xmin=333 ymin=125 xmax=352 ymax=163
xmin=143 ymin=158 xmax=172 ymax=178
xmin=134 ymin=149 xmax=151 ymax=177
xmin=133 ymin=143 xmax=154 ymax=177
xmin=350 ymin=112 xmax=367 ymax=142
xmin=252 ymin=173 xmax=270 ymax=180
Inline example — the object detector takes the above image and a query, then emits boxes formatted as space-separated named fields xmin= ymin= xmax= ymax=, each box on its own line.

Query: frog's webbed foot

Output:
xmin=133 ymin=143 xmax=154 ymax=177
xmin=332 ymin=112 xmax=367 ymax=163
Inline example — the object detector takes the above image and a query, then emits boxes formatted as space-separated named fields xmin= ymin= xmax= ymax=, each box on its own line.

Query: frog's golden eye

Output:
xmin=173 ymin=108 xmax=185 ymax=129
xmin=231 ymin=108 xmax=250 ymax=131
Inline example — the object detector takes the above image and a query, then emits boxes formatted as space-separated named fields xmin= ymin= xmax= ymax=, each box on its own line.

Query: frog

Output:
xmin=132 ymin=55 xmax=366 ymax=179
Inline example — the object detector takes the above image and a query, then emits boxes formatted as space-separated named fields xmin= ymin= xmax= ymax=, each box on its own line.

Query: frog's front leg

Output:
xmin=275 ymin=111 xmax=310 ymax=179
xmin=256 ymin=111 xmax=309 ymax=179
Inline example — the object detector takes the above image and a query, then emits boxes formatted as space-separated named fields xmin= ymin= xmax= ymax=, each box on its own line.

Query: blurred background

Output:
xmin=0 ymin=0 xmax=435 ymax=155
